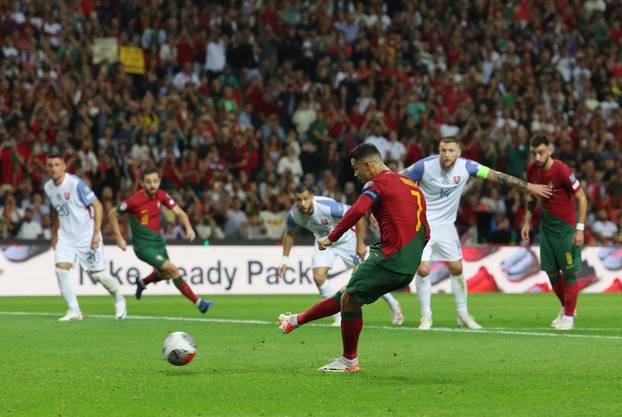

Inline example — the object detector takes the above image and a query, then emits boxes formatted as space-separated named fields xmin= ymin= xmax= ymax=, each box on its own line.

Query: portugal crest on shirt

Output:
xmin=321 ymin=218 xmax=329 ymax=225
xmin=64 ymin=192 xmax=71 ymax=200
xmin=453 ymin=176 xmax=461 ymax=183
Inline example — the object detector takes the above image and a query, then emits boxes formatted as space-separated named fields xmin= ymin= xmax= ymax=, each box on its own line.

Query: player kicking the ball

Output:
xmin=108 ymin=167 xmax=213 ymax=314
xmin=44 ymin=154 xmax=126 ymax=321
xmin=278 ymin=144 xmax=428 ymax=372
xmin=522 ymin=135 xmax=588 ymax=330
xmin=278 ymin=184 xmax=404 ymax=327
xmin=403 ymin=137 xmax=552 ymax=330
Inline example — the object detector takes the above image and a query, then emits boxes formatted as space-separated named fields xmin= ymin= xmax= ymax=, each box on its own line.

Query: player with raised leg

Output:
xmin=277 ymin=144 xmax=428 ymax=372
xmin=108 ymin=167 xmax=213 ymax=314
xmin=522 ymin=135 xmax=588 ymax=330
xmin=44 ymin=155 xmax=126 ymax=321
xmin=278 ymin=185 xmax=404 ymax=327
xmin=403 ymin=137 xmax=552 ymax=330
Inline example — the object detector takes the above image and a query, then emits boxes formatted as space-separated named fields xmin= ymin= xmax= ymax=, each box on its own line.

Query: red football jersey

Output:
xmin=118 ymin=189 xmax=176 ymax=233
xmin=526 ymin=160 xmax=581 ymax=228
xmin=329 ymin=170 xmax=429 ymax=258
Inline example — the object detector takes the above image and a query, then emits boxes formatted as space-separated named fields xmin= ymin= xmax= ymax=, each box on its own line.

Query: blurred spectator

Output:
xmin=223 ymin=197 xmax=248 ymax=238
xmin=17 ymin=208 xmax=43 ymax=239
xmin=277 ymin=145 xmax=303 ymax=179
xmin=591 ymin=208 xmax=619 ymax=243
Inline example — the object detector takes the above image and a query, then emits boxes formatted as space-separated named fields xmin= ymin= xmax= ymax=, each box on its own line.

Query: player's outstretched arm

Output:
xmin=278 ymin=230 xmax=295 ymax=278
xmin=573 ymin=188 xmax=588 ymax=246
xmin=172 ymin=206 xmax=196 ymax=241
xmin=108 ymin=206 xmax=127 ymax=251
xmin=90 ymin=199 xmax=103 ymax=249
xmin=486 ymin=169 xmax=553 ymax=199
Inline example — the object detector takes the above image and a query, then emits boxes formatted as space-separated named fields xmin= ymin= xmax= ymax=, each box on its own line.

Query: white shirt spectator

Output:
xmin=18 ymin=219 xmax=43 ymax=239
xmin=130 ymin=143 xmax=152 ymax=163
xmin=495 ymin=117 xmax=518 ymax=130
xmin=159 ymin=43 xmax=177 ymax=64
xmin=440 ymin=123 xmax=460 ymax=138
xmin=364 ymin=135 xmax=390 ymax=160
xmin=592 ymin=220 xmax=618 ymax=240
xmin=601 ymin=98 xmax=620 ymax=125
xmin=172 ymin=70 xmax=200 ymax=90
xmin=387 ymin=140 xmax=406 ymax=163
xmin=0 ymin=206 xmax=24 ymax=224
xmin=259 ymin=210 xmax=287 ymax=240
xmin=292 ymin=108 xmax=317 ymax=134
xmin=205 ymin=40 xmax=226 ymax=72
xmin=584 ymin=0 xmax=606 ymax=13
xmin=277 ymin=154 xmax=303 ymax=178
xmin=196 ymin=220 xmax=225 ymax=240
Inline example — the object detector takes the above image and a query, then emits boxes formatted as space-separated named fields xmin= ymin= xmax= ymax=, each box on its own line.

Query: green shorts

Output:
xmin=345 ymin=258 xmax=413 ymax=305
xmin=134 ymin=242 xmax=170 ymax=270
xmin=540 ymin=230 xmax=581 ymax=275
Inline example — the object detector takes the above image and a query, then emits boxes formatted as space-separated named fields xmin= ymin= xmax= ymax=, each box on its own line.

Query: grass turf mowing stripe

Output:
xmin=1 ymin=311 xmax=621 ymax=341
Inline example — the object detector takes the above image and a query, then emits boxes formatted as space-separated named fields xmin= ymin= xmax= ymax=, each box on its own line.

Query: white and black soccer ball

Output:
xmin=162 ymin=331 xmax=197 ymax=366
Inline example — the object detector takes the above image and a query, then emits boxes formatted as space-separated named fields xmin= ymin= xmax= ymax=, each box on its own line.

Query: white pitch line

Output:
xmin=1 ymin=311 xmax=621 ymax=341
xmin=485 ymin=326 xmax=622 ymax=333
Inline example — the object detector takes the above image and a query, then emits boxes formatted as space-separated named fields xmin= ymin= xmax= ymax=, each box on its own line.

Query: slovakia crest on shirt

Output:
xmin=453 ymin=176 xmax=461 ymax=184
xmin=321 ymin=218 xmax=329 ymax=225
xmin=64 ymin=192 xmax=71 ymax=200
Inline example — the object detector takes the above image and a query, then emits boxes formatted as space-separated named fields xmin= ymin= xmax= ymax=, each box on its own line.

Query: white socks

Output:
xmin=318 ymin=280 xmax=336 ymax=298
xmin=451 ymin=274 xmax=468 ymax=316
xmin=90 ymin=271 xmax=124 ymax=302
xmin=415 ymin=273 xmax=432 ymax=317
xmin=381 ymin=292 xmax=401 ymax=313
xmin=55 ymin=268 xmax=80 ymax=311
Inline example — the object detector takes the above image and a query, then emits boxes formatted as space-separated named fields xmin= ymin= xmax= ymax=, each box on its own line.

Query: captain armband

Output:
xmin=475 ymin=165 xmax=491 ymax=179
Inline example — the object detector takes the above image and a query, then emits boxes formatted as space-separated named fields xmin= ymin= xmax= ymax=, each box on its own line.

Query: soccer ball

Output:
xmin=162 ymin=331 xmax=197 ymax=366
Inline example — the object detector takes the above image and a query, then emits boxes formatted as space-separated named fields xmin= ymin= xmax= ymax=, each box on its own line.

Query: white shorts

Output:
xmin=421 ymin=223 xmax=462 ymax=262
xmin=54 ymin=238 xmax=107 ymax=271
xmin=312 ymin=238 xmax=361 ymax=269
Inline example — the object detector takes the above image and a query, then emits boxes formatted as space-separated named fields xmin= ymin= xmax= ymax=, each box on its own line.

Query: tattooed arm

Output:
xmin=470 ymin=162 xmax=553 ymax=199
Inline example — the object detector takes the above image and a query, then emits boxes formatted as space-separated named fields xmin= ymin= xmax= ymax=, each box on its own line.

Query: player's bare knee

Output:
xmin=417 ymin=265 xmax=430 ymax=277
xmin=55 ymin=263 xmax=72 ymax=270
xmin=162 ymin=262 xmax=178 ymax=278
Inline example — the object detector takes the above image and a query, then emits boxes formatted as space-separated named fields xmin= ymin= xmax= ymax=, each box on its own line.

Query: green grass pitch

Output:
xmin=1 ymin=293 xmax=621 ymax=417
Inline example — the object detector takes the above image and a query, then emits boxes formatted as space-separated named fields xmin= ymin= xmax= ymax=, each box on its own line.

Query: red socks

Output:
xmin=143 ymin=269 xmax=163 ymax=286
xmin=173 ymin=277 xmax=199 ymax=304
xmin=551 ymin=280 xmax=565 ymax=306
xmin=564 ymin=281 xmax=579 ymax=316
xmin=297 ymin=293 xmax=341 ymax=325
xmin=341 ymin=311 xmax=363 ymax=360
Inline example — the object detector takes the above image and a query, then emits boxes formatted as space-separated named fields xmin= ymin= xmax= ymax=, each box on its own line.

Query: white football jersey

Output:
xmin=404 ymin=156 xmax=483 ymax=226
xmin=287 ymin=196 xmax=356 ymax=243
xmin=44 ymin=174 xmax=98 ymax=246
